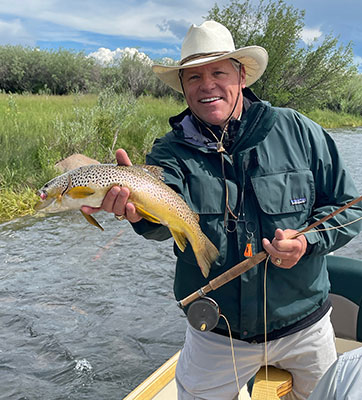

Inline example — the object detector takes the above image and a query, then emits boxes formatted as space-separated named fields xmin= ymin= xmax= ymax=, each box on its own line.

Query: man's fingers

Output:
xmin=112 ymin=187 xmax=130 ymax=216
xmin=101 ymin=186 xmax=122 ymax=213
xmin=262 ymin=238 xmax=281 ymax=258
xmin=125 ymin=203 xmax=142 ymax=223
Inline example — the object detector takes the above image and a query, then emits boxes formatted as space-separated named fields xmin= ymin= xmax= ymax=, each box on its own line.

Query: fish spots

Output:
xmin=35 ymin=163 xmax=219 ymax=276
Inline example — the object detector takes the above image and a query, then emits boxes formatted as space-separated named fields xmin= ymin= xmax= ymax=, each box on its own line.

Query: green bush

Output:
xmin=0 ymin=46 xmax=98 ymax=94
xmin=0 ymin=91 xmax=184 ymax=193
xmin=0 ymin=45 xmax=183 ymax=100
xmin=325 ymin=74 xmax=362 ymax=116
xmin=207 ymin=0 xmax=357 ymax=111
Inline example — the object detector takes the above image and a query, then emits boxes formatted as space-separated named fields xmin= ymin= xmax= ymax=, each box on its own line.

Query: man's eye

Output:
xmin=188 ymin=75 xmax=199 ymax=81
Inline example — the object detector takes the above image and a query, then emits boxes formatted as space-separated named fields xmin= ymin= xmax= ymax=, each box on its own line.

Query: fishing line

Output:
xmin=264 ymin=255 xmax=271 ymax=396
xmin=179 ymin=197 xmax=362 ymax=398
xmin=304 ymin=216 xmax=362 ymax=235
xmin=257 ymin=216 xmax=362 ymax=399
xmin=220 ymin=313 xmax=241 ymax=395
xmin=220 ymin=255 xmax=271 ymax=399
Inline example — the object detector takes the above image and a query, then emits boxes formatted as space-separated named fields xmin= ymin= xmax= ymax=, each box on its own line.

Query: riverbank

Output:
xmin=304 ymin=109 xmax=362 ymax=129
xmin=1 ymin=93 xmax=362 ymax=223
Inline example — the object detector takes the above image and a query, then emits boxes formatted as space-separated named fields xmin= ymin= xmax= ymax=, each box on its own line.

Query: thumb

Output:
xmin=274 ymin=228 xmax=286 ymax=240
xmin=116 ymin=149 xmax=132 ymax=166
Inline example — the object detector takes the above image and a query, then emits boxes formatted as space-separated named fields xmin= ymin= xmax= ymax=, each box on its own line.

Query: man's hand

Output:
xmin=81 ymin=149 xmax=142 ymax=223
xmin=262 ymin=228 xmax=307 ymax=269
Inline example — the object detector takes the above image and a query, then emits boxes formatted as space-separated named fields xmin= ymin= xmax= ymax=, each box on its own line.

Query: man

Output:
xmin=308 ymin=347 xmax=362 ymax=399
xmin=82 ymin=21 xmax=362 ymax=399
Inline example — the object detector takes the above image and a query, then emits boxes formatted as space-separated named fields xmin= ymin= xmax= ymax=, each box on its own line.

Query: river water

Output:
xmin=1 ymin=128 xmax=361 ymax=400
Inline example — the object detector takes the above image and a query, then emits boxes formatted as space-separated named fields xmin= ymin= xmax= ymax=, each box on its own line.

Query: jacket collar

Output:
xmin=169 ymin=87 xmax=276 ymax=152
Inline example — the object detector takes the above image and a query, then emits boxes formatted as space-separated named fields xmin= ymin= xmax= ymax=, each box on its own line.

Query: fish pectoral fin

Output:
xmin=136 ymin=206 xmax=161 ymax=224
xmin=169 ymin=228 xmax=188 ymax=252
xmin=67 ymin=186 xmax=96 ymax=199
xmin=80 ymin=210 xmax=104 ymax=231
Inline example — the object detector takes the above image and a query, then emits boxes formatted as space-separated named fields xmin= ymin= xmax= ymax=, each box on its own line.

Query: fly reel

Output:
xmin=186 ymin=297 xmax=220 ymax=332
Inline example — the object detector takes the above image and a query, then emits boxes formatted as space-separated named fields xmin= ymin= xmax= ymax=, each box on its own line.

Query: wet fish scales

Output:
xmin=36 ymin=164 xmax=219 ymax=277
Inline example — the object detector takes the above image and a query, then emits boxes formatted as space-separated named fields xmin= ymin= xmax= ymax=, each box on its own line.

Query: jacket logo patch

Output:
xmin=290 ymin=197 xmax=307 ymax=206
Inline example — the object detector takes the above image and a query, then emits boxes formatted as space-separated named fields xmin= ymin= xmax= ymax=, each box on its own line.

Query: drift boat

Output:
xmin=123 ymin=255 xmax=362 ymax=399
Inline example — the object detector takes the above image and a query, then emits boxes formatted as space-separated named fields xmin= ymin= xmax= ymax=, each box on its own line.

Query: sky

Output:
xmin=0 ymin=0 xmax=361 ymax=70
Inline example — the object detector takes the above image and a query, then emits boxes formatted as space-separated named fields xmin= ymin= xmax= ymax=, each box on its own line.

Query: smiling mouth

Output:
xmin=200 ymin=97 xmax=222 ymax=103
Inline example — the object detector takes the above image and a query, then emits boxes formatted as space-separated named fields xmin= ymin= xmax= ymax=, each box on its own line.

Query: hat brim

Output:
xmin=152 ymin=46 xmax=268 ymax=93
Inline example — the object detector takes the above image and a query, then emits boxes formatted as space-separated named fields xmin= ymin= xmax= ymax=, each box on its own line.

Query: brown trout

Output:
xmin=35 ymin=164 xmax=219 ymax=278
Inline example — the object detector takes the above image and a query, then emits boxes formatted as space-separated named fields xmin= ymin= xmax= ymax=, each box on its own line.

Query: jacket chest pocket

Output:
xmin=175 ymin=173 xmax=237 ymax=269
xmin=250 ymin=170 xmax=315 ymax=238
xmin=185 ymin=173 xmax=238 ymax=215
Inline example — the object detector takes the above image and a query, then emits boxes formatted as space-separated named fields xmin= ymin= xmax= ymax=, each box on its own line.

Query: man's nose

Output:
xmin=200 ymin=75 xmax=216 ymax=91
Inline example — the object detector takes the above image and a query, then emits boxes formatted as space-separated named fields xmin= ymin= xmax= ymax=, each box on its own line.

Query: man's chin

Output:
xmin=198 ymin=112 xmax=226 ymax=127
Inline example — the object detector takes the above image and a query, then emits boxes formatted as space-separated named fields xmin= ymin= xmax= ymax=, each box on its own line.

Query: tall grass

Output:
xmin=1 ymin=91 xmax=361 ymax=223
xmin=303 ymin=109 xmax=362 ymax=129
xmin=0 ymin=91 xmax=184 ymax=222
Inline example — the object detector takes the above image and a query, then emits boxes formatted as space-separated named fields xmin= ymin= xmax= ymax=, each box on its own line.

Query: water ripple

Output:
xmin=0 ymin=132 xmax=360 ymax=399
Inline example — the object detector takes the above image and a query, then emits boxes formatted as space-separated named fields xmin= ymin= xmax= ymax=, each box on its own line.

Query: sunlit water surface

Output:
xmin=0 ymin=128 xmax=361 ymax=399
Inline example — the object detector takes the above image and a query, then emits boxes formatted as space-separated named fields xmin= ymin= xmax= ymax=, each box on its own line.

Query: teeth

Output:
xmin=200 ymin=97 xmax=221 ymax=103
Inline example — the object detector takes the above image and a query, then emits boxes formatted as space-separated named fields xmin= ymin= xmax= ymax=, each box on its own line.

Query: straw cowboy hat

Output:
xmin=152 ymin=20 xmax=268 ymax=93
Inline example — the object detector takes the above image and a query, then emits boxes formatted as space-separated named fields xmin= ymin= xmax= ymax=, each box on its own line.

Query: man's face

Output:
xmin=181 ymin=59 xmax=246 ymax=128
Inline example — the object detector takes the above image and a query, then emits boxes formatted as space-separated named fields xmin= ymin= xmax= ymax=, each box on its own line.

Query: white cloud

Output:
xmin=88 ymin=47 xmax=153 ymax=65
xmin=140 ymin=45 xmax=180 ymax=58
xmin=354 ymin=55 xmax=362 ymax=69
xmin=0 ymin=0 xmax=212 ymax=41
xmin=0 ymin=18 xmax=34 ymax=45
xmin=300 ymin=27 xmax=323 ymax=45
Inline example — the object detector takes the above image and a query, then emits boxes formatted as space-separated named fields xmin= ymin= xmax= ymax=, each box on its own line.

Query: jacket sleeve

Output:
xmin=299 ymin=115 xmax=362 ymax=255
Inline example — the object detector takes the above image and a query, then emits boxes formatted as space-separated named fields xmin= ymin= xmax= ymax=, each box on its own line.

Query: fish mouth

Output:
xmin=38 ymin=191 xmax=48 ymax=201
xmin=34 ymin=191 xmax=54 ymax=211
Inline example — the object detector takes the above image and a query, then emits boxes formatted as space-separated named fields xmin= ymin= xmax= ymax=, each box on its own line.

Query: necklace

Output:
xmin=195 ymin=120 xmax=240 ymax=226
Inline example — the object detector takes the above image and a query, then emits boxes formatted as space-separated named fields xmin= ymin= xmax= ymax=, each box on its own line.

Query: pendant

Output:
xmin=217 ymin=142 xmax=225 ymax=152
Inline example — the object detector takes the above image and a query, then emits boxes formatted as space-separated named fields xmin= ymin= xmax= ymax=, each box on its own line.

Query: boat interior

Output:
xmin=124 ymin=255 xmax=362 ymax=400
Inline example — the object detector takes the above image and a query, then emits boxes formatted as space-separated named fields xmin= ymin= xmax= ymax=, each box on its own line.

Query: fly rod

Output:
xmin=178 ymin=195 xmax=362 ymax=309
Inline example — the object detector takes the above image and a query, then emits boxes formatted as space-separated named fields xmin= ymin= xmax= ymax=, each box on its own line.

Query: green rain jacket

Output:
xmin=132 ymin=91 xmax=361 ymax=340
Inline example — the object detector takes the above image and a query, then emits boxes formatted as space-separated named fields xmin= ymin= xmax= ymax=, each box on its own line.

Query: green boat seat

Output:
xmin=327 ymin=255 xmax=362 ymax=343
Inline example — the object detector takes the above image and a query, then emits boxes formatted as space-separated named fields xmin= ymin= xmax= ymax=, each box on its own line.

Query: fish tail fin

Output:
xmin=170 ymin=227 xmax=218 ymax=277
xmin=194 ymin=235 xmax=219 ymax=278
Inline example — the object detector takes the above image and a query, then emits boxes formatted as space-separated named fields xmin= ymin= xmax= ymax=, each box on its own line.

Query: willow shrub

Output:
xmin=0 ymin=91 xmax=184 ymax=222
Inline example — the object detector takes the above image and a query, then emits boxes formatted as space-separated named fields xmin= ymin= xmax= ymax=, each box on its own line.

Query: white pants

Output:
xmin=176 ymin=310 xmax=337 ymax=400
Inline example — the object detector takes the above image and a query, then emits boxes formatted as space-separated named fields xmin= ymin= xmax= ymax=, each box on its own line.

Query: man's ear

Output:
xmin=241 ymin=65 xmax=246 ymax=89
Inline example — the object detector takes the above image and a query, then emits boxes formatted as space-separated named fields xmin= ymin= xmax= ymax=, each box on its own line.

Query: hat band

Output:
xmin=179 ymin=51 xmax=229 ymax=66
